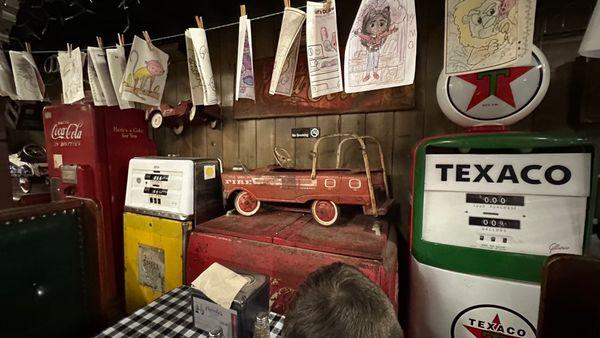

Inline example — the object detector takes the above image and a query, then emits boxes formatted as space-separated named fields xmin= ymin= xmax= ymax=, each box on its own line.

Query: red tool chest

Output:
xmin=42 ymin=103 xmax=156 ymax=319
xmin=186 ymin=211 xmax=398 ymax=314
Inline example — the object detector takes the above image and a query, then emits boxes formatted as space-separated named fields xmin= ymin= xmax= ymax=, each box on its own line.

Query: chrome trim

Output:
xmin=123 ymin=207 xmax=193 ymax=221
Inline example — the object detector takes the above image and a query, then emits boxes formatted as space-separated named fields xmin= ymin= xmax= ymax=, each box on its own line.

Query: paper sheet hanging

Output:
xmin=0 ymin=51 xmax=17 ymax=99
xmin=444 ymin=0 xmax=537 ymax=75
xmin=88 ymin=53 xmax=106 ymax=106
xmin=270 ymin=7 xmax=305 ymax=96
xmin=120 ymin=36 xmax=169 ymax=106
xmin=9 ymin=51 xmax=44 ymax=101
xmin=88 ymin=47 xmax=118 ymax=106
xmin=57 ymin=48 xmax=85 ymax=104
xmin=344 ymin=0 xmax=416 ymax=93
xmin=185 ymin=30 xmax=205 ymax=106
xmin=580 ymin=1 xmax=600 ymax=58
xmin=188 ymin=28 xmax=219 ymax=105
xmin=106 ymin=45 xmax=135 ymax=109
xmin=236 ymin=15 xmax=255 ymax=101
xmin=306 ymin=0 xmax=343 ymax=98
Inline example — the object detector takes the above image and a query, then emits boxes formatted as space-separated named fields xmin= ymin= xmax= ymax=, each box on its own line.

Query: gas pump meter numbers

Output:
xmin=466 ymin=193 xmax=524 ymax=207
xmin=470 ymin=216 xmax=521 ymax=230
xmin=144 ymin=173 xmax=169 ymax=181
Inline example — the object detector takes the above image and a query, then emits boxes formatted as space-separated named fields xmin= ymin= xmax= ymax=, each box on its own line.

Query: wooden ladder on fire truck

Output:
xmin=310 ymin=133 xmax=392 ymax=217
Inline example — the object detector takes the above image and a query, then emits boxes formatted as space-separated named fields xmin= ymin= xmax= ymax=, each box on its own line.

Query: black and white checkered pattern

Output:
xmin=96 ymin=286 xmax=285 ymax=338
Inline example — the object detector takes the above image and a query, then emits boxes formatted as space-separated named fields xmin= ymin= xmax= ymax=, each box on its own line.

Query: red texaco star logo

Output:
xmin=463 ymin=314 xmax=519 ymax=338
xmin=458 ymin=66 xmax=534 ymax=110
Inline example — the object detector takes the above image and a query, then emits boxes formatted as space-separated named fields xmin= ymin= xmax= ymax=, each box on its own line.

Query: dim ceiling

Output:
xmin=8 ymin=0 xmax=300 ymax=51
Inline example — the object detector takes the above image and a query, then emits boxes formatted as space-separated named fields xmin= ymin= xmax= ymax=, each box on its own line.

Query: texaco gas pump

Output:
xmin=408 ymin=46 xmax=598 ymax=338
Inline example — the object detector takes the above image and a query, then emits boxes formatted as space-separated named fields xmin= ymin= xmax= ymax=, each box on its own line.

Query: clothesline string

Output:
xmin=25 ymin=5 xmax=308 ymax=54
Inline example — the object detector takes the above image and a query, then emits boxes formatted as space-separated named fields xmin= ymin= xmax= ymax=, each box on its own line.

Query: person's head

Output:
xmin=283 ymin=262 xmax=403 ymax=338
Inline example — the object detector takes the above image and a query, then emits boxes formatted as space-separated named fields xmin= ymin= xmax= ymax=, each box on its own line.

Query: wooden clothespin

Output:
xmin=240 ymin=4 xmax=246 ymax=17
xmin=195 ymin=16 xmax=204 ymax=29
xmin=117 ymin=33 xmax=125 ymax=47
xmin=324 ymin=0 xmax=332 ymax=13
xmin=142 ymin=30 xmax=153 ymax=49
xmin=25 ymin=42 xmax=31 ymax=54
xmin=96 ymin=36 xmax=104 ymax=49
xmin=284 ymin=0 xmax=290 ymax=8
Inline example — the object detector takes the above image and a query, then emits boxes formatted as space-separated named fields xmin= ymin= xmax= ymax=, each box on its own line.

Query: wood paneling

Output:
xmin=219 ymin=25 xmax=238 ymax=169
xmin=238 ymin=119 xmax=257 ymax=169
xmin=162 ymin=62 xmax=180 ymax=156
xmin=366 ymin=112 xmax=394 ymax=170
xmin=316 ymin=115 xmax=339 ymax=169
xmin=294 ymin=116 xmax=317 ymax=168
xmin=175 ymin=61 xmax=193 ymax=156
xmin=256 ymin=119 xmax=276 ymax=167
xmin=206 ymin=29 xmax=223 ymax=160
xmin=275 ymin=117 xmax=295 ymax=164
xmin=339 ymin=113 xmax=366 ymax=169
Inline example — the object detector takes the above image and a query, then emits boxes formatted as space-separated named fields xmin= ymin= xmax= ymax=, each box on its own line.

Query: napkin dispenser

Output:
xmin=191 ymin=272 xmax=269 ymax=338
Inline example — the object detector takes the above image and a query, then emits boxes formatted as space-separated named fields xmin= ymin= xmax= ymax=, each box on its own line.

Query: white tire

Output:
xmin=311 ymin=200 xmax=339 ymax=226
xmin=150 ymin=112 xmax=163 ymax=129
xmin=234 ymin=191 xmax=261 ymax=216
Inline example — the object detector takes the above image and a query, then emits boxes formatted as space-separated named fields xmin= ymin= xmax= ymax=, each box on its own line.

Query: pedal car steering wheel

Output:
xmin=21 ymin=144 xmax=47 ymax=163
xmin=274 ymin=146 xmax=293 ymax=169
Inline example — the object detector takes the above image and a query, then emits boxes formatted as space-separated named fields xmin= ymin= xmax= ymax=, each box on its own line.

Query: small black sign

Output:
xmin=292 ymin=127 xmax=320 ymax=138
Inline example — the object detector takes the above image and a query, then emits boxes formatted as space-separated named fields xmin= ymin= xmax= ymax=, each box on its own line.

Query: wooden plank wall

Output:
xmin=151 ymin=0 xmax=599 ymax=230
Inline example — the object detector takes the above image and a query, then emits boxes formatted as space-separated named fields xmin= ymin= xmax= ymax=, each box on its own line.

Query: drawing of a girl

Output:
xmin=354 ymin=5 xmax=398 ymax=81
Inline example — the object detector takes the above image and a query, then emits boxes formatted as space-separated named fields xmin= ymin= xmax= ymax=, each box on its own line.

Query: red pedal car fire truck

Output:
xmin=221 ymin=134 xmax=394 ymax=226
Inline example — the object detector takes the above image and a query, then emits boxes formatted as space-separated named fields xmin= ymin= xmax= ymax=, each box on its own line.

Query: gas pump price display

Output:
xmin=144 ymin=173 xmax=169 ymax=181
xmin=143 ymin=187 xmax=168 ymax=195
xmin=469 ymin=216 xmax=520 ymax=229
xmin=422 ymin=152 xmax=591 ymax=256
xmin=466 ymin=194 xmax=524 ymax=206
xmin=126 ymin=158 xmax=194 ymax=217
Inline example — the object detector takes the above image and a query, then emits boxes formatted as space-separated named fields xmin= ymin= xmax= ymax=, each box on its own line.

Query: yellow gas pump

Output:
xmin=124 ymin=213 xmax=191 ymax=313
xmin=123 ymin=157 xmax=223 ymax=313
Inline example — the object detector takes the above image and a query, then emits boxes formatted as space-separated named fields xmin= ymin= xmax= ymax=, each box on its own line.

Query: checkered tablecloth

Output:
xmin=95 ymin=286 xmax=284 ymax=338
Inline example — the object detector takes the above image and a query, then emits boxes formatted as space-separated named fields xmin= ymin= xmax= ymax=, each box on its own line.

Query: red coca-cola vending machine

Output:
xmin=42 ymin=103 xmax=156 ymax=320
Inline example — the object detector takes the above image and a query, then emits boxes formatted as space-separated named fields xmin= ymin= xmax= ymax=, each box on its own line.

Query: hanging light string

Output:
xmin=26 ymin=5 xmax=307 ymax=54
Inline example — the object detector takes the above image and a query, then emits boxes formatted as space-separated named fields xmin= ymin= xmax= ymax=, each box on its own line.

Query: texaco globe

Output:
xmin=437 ymin=46 xmax=550 ymax=127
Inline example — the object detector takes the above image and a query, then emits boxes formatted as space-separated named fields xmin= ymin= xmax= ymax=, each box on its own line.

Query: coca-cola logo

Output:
xmin=51 ymin=122 xmax=83 ymax=140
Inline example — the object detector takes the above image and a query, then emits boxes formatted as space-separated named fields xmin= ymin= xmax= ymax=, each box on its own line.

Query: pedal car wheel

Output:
xmin=150 ymin=111 xmax=163 ymax=129
xmin=19 ymin=177 xmax=32 ymax=194
xmin=235 ymin=191 xmax=261 ymax=216
xmin=311 ymin=200 xmax=339 ymax=226
xmin=172 ymin=118 xmax=185 ymax=135
xmin=189 ymin=105 xmax=196 ymax=121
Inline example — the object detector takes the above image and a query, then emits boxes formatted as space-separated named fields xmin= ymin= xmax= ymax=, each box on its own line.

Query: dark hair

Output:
xmin=283 ymin=263 xmax=403 ymax=338
xmin=361 ymin=5 xmax=391 ymax=34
